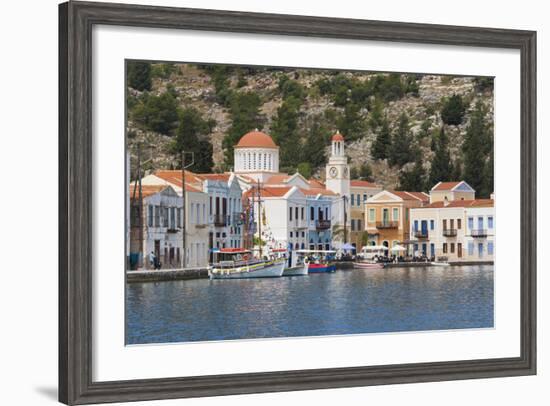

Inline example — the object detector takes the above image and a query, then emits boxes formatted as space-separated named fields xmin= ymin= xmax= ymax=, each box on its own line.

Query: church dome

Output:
xmin=331 ymin=131 xmax=344 ymax=142
xmin=236 ymin=130 xmax=278 ymax=149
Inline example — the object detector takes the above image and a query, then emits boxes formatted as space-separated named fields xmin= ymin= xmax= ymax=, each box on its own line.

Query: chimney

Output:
xmin=443 ymin=196 xmax=449 ymax=207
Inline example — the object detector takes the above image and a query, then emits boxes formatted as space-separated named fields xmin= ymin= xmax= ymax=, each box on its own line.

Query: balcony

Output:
xmin=414 ymin=230 xmax=429 ymax=239
xmin=167 ymin=226 xmax=180 ymax=234
xmin=471 ymin=229 xmax=488 ymax=238
xmin=213 ymin=214 xmax=228 ymax=227
xmin=442 ymin=228 xmax=457 ymax=237
xmin=376 ymin=221 xmax=398 ymax=229
xmin=315 ymin=220 xmax=331 ymax=230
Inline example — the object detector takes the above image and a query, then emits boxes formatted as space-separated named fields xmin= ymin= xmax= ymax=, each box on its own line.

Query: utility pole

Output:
xmin=343 ymin=195 xmax=348 ymax=245
xmin=180 ymin=150 xmax=194 ymax=269
xmin=137 ymin=144 xmax=144 ymax=268
xmin=256 ymin=179 xmax=262 ymax=258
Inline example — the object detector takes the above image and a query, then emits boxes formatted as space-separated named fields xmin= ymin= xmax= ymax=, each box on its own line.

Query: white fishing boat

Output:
xmin=353 ymin=261 xmax=385 ymax=270
xmin=208 ymin=248 xmax=285 ymax=280
xmin=354 ymin=245 xmax=386 ymax=270
xmin=271 ymin=248 xmax=308 ymax=276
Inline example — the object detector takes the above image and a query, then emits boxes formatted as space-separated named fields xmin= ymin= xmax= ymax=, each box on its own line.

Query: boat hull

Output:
xmin=282 ymin=264 xmax=308 ymax=276
xmin=209 ymin=260 xmax=285 ymax=279
xmin=308 ymin=263 xmax=336 ymax=273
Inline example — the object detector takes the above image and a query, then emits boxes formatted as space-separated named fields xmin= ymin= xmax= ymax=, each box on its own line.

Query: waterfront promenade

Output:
xmin=126 ymin=261 xmax=493 ymax=283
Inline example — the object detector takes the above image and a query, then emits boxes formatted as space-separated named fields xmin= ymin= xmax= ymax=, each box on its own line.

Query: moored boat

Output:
xmin=271 ymin=248 xmax=309 ymax=276
xmin=208 ymin=248 xmax=285 ymax=280
xmin=296 ymin=249 xmax=336 ymax=273
xmin=353 ymin=261 xmax=385 ymax=270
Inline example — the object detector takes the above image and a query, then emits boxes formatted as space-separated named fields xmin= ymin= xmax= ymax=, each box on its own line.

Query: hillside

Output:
xmin=126 ymin=62 xmax=494 ymax=195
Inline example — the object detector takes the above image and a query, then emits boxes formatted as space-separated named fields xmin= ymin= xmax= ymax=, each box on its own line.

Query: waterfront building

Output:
xmin=409 ymin=182 xmax=494 ymax=262
xmin=199 ymin=173 xmax=244 ymax=255
xmin=464 ymin=202 xmax=495 ymax=261
xmin=142 ymin=170 xmax=244 ymax=260
xmin=129 ymin=184 xmax=185 ymax=270
xmin=429 ymin=180 xmax=476 ymax=204
xmin=364 ymin=190 xmax=429 ymax=251
xmin=349 ymin=180 xmax=383 ymax=252
xmin=302 ymin=188 xmax=337 ymax=251
xmin=244 ymin=185 xmax=336 ymax=254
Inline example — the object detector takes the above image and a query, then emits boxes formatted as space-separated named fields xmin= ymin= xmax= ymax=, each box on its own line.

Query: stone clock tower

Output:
xmin=325 ymin=131 xmax=351 ymax=198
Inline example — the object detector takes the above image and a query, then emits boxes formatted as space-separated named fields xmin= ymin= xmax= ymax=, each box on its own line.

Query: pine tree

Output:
xmin=222 ymin=91 xmax=264 ymax=166
xmin=398 ymin=157 xmax=426 ymax=191
xmin=463 ymin=102 xmax=492 ymax=195
xmin=389 ymin=113 xmax=414 ymax=167
xmin=127 ymin=61 xmax=151 ymax=91
xmin=302 ymin=119 xmax=329 ymax=170
xmin=367 ymin=98 xmax=384 ymax=131
xmin=428 ymin=126 xmax=452 ymax=187
xmin=171 ymin=107 xmax=214 ymax=173
xmin=371 ymin=117 xmax=391 ymax=160
xmin=441 ymin=94 xmax=466 ymax=125
xmin=271 ymin=96 xmax=302 ymax=172
xmin=296 ymin=162 xmax=312 ymax=179
xmin=359 ymin=163 xmax=374 ymax=182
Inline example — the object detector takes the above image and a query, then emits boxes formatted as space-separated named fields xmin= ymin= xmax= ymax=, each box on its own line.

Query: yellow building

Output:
xmin=364 ymin=190 xmax=429 ymax=251
xmin=349 ymin=180 xmax=382 ymax=251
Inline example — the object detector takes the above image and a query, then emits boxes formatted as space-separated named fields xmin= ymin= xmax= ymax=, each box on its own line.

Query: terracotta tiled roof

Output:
xmin=235 ymin=130 xmax=278 ymax=149
xmin=350 ymin=180 xmax=380 ymax=188
xmin=308 ymin=178 xmax=325 ymax=188
xmin=422 ymin=199 xmax=494 ymax=209
xmin=196 ymin=173 xmax=231 ymax=182
xmin=153 ymin=170 xmax=202 ymax=185
xmin=431 ymin=181 xmax=463 ymax=191
xmin=300 ymin=187 xmax=337 ymax=196
xmin=331 ymin=131 xmax=344 ymax=142
xmin=151 ymin=170 xmax=203 ymax=192
xmin=129 ymin=184 xmax=168 ymax=199
xmin=243 ymin=186 xmax=292 ymax=199
xmin=264 ymin=173 xmax=292 ymax=184
xmin=390 ymin=191 xmax=429 ymax=202
xmin=405 ymin=191 xmax=430 ymax=202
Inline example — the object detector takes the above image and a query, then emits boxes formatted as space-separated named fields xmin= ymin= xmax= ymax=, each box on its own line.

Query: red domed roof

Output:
xmin=236 ymin=130 xmax=278 ymax=149
xmin=331 ymin=131 xmax=344 ymax=142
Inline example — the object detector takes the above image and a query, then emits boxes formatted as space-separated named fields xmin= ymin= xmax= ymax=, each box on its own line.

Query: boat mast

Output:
xmin=257 ymin=179 xmax=262 ymax=258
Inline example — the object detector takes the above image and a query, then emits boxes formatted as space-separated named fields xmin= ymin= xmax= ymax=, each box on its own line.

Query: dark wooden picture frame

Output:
xmin=59 ymin=1 xmax=536 ymax=404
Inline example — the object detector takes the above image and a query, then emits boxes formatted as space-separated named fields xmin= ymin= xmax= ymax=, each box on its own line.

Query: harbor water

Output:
xmin=126 ymin=264 xmax=493 ymax=345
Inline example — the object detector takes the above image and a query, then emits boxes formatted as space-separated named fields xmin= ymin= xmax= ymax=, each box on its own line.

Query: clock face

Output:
xmin=329 ymin=167 xmax=338 ymax=178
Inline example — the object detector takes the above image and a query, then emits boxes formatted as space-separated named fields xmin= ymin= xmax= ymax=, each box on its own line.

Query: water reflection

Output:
xmin=126 ymin=265 xmax=494 ymax=344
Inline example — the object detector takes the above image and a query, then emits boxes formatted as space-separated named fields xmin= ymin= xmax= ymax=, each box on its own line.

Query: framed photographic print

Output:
xmin=59 ymin=1 xmax=536 ymax=404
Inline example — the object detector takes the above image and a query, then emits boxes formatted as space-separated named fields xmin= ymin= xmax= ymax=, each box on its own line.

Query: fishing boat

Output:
xmin=354 ymin=245 xmax=386 ymax=270
xmin=271 ymin=248 xmax=308 ymax=276
xmin=208 ymin=248 xmax=285 ymax=280
xmin=297 ymin=249 xmax=336 ymax=273
xmin=353 ymin=261 xmax=385 ymax=270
